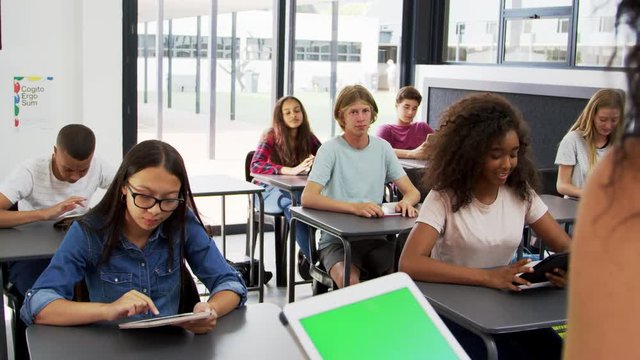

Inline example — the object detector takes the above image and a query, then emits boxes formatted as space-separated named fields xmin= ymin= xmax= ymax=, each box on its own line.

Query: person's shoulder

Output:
xmin=370 ymin=135 xmax=393 ymax=150
xmin=259 ymin=128 xmax=276 ymax=142
xmin=322 ymin=136 xmax=342 ymax=147
xmin=565 ymin=130 xmax=584 ymax=141
xmin=412 ymin=121 xmax=430 ymax=130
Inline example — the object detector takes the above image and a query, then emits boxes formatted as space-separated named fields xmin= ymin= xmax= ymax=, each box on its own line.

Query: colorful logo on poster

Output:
xmin=13 ymin=76 xmax=54 ymax=128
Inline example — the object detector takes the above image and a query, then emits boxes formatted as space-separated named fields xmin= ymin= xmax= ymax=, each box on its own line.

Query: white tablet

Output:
xmin=119 ymin=311 xmax=214 ymax=329
xmin=281 ymin=272 xmax=469 ymax=360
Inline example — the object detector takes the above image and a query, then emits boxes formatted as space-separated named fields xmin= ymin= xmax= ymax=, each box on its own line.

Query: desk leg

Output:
xmin=0 ymin=268 xmax=8 ymax=360
xmin=338 ymin=237 xmax=352 ymax=287
xmin=288 ymin=218 xmax=297 ymax=303
xmin=221 ymin=195 xmax=227 ymax=257
xmin=476 ymin=331 xmax=499 ymax=360
xmin=257 ymin=193 xmax=264 ymax=302
xmin=249 ymin=192 xmax=264 ymax=302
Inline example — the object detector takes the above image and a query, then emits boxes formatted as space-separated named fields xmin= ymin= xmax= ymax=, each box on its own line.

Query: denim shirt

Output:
xmin=21 ymin=210 xmax=247 ymax=325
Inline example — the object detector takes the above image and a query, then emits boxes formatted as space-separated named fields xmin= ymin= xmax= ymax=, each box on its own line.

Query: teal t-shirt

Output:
xmin=308 ymin=135 xmax=406 ymax=248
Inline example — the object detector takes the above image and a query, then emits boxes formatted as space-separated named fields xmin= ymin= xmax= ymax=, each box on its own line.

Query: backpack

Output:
xmin=227 ymin=258 xmax=273 ymax=287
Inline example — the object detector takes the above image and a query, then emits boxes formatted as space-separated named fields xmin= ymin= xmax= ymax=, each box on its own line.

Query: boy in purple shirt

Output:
xmin=375 ymin=86 xmax=434 ymax=159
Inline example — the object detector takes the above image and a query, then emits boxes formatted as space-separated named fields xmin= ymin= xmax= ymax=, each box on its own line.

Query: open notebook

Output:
xmin=281 ymin=272 xmax=469 ymax=360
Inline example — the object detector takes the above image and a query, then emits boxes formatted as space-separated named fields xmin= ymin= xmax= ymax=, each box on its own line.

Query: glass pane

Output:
xmin=137 ymin=1 xmax=274 ymax=226
xmin=576 ymin=0 xmax=636 ymax=67
xmin=504 ymin=18 xmax=569 ymax=63
xmin=445 ymin=0 xmax=499 ymax=63
xmin=294 ymin=0 xmax=403 ymax=140
xmin=505 ymin=0 xmax=571 ymax=9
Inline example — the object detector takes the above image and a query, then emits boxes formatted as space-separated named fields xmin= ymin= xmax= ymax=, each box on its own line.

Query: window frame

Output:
xmin=440 ymin=0 xmax=627 ymax=70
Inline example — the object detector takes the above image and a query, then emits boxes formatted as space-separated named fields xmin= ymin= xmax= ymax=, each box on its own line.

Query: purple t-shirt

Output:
xmin=375 ymin=122 xmax=434 ymax=150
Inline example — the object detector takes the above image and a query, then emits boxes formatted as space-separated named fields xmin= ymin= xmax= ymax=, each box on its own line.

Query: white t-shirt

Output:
xmin=416 ymin=186 xmax=547 ymax=268
xmin=555 ymin=130 xmax=609 ymax=191
xmin=0 ymin=154 xmax=115 ymax=216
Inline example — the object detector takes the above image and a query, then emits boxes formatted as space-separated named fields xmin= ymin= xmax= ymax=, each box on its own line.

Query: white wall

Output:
xmin=0 ymin=1 xmax=122 ymax=179
xmin=415 ymin=64 xmax=628 ymax=122
xmin=416 ymin=64 xmax=626 ymax=97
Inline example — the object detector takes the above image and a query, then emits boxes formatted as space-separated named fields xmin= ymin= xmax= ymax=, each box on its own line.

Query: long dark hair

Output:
xmin=601 ymin=0 xmax=640 ymax=215
xmin=266 ymin=96 xmax=317 ymax=166
xmin=82 ymin=140 xmax=203 ymax=268
xmin=423 ymin=92 xmax=538 ymax=212
xmin=616 ymin=0 xmax=639 ymax=138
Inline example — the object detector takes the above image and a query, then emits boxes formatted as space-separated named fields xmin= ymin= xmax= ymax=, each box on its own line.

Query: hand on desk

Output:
xmin=351 ymin=202 xmax=385 ymax=218
xmin=178 ymin=302 xmax=218 ymax=334
xmin=409 ymin=141 xmax=429 ymax=159
xmin=351 ymin=201 xmax=417 ymax=218
xmin=42 ymin=196 xmax=86 ymax=220
xmin=283 ymin=155 xmax=315 ymax=175
xmin=484 ymin=259 xmax=535 ymax=291
xmin=396 ymin=200 xmax=418 ymax=217
xmin=107 ymin=290 xmax=159 ymax=320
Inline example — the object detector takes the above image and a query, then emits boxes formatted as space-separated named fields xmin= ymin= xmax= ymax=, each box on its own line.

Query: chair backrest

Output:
xmin=2 ymin=203 xmax=17 ymax=289
xmin=538 ymin=167 xmax=562 ymax=197
xmin=245 ymin=150 xmax=256 ymax=183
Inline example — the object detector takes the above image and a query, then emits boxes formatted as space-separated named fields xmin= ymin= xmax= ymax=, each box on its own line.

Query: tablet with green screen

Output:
xmin=281 ymin=272 xmax=469 ymax=360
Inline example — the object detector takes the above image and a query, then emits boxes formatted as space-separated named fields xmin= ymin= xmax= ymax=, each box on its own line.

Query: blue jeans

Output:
xmin=8 ymin=259 xmax=51 ymax=296
xmin=259 ymin=186 xmax=311 ymax=260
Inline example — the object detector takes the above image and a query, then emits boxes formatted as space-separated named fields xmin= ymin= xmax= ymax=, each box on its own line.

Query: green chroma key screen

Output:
xmin=300 ymin=287 xmax=461 ymax=360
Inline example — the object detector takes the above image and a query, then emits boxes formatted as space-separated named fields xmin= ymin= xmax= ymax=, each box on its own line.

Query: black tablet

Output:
xmin=515 ymin=252 xmax=569 ymax=289
xmin=53 ymin=215 xmax=82 ymax=230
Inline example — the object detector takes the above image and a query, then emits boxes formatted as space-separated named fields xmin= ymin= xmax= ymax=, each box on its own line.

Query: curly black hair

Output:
xmin=423 ymin=92 xmax=539 ymax=212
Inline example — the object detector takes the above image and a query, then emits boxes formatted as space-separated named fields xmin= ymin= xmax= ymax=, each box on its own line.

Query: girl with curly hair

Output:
xmin=399 ymin=92 xmax=570 ymax=359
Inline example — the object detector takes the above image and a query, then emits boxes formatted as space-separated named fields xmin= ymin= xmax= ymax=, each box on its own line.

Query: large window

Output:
xmin=293 ymin=1 xmax=404 ymax=140
xmin=445 ymin=0 xmax=636 ymax=67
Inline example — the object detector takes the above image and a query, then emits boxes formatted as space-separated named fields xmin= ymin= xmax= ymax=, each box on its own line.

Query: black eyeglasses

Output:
xmin=126 ymin=184 xmax=184 ymax=212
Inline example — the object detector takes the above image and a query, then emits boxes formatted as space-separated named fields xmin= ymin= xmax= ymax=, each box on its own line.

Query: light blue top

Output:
xmin=21 ymin=209 xmax=246 ymax=325
xmin=308 ymin=135 xmax=406 ymax=248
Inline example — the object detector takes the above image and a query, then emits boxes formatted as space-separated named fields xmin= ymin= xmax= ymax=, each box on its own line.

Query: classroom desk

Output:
xmin=189 ymin=174 xmax=265 ymax=301
xmin=288 ymin=206 xmax=416 ymax=302
xmin=417 ymin=282 xmax=567 ymax=360
xmin=249 ymin=173 xmax=307 ymax=287
xmin=26 ymin=302 xmax=303 ymax=360
xmin=539 ymin=194 xmax=578 ymax=225
xmin=250 ymin=173 xmax=308 ymax=199
xmin=0 ymin=221 xmax=66 ymax=360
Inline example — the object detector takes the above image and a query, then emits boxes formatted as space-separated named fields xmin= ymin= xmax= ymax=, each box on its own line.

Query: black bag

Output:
xmin=227 ymin=259 xmax=272 ymax=287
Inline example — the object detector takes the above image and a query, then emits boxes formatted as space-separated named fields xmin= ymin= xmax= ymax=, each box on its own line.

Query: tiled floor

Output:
xmin=3 ymin=230 xmax=313 ymax=360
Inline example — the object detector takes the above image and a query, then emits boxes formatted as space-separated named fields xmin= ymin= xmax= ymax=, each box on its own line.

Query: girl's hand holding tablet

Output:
xmin=178 ymin=302 xmax=219 ymax=334
xmin=545 ymin=267 xmax=567 ymax=288
xmin=484 ymin=258 xmax=534 ymax=291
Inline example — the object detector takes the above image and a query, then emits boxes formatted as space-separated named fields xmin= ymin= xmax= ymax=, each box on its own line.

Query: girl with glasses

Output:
xmin=21 ymin=140 xmax=246 ymax=334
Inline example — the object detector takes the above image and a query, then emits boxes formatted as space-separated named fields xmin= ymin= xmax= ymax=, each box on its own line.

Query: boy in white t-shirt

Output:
xmin=399 ymin=93 xmax=570 ymax=360
xmin=0 ymin=124 xmax=115 ymax=295
xmin=0 ymin=124 xmax=114 ymax=359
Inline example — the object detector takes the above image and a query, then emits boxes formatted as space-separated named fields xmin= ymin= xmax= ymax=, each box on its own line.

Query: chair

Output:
xmin=527 ymin=167 xmax=564 ymax=257
xmin=245 ymin=150 xmax=289 ymax=287
xmin=538 ymin=167 xmax=562 ymax=197
xmin=306 ymin=230 xmax=400 ymax=296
